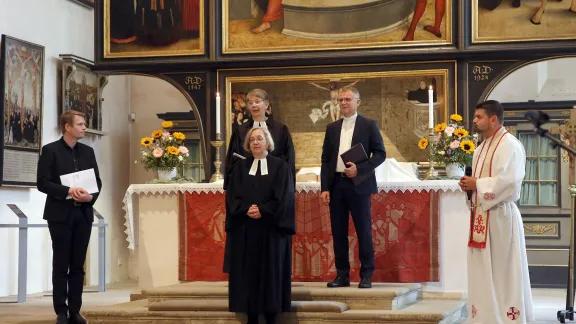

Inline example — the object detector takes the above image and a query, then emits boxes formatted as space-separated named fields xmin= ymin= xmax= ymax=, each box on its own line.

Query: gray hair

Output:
xmin=247 ymin=88 xmax=270 ymax=102
xmin=340 ymin=86 xmax=360 ymax=99
xmin=243 ymin=127 xmax=275 ymax=153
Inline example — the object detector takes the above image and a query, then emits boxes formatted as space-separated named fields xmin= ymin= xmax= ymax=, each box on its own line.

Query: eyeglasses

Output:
xmin=249 ymin=136 xmax=265 ymax=143
xmin=248 ymin=100 xmax=263 ymax=105
xmin=337 ymin=97 xmax=358 ymax=103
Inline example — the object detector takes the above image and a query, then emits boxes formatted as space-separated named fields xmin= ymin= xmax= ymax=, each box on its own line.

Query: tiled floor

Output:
xmin=0 ymin=282 xmax=572 ymax=323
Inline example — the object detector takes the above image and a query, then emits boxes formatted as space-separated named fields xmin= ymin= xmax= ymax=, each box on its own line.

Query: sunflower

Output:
xmin=434 ymin=122 xmax=447 ymax=133
xmin=173 ymin=132 xmax=186 ymax=140
xmin=162 ymin=121 xmax=174 ymax=129
xmin=418 ymin=138 xmax=428 ymax=150
xmin=151 ymin=130 xmax=163 ymax=139
xmin=141 ymin=137 xmax=153 ymax=147
xmin=450 ymin=114 xmax=463 ymax=122
xmin=167 ymin=146 xmax=180 ymax=155
xmin=453 ymin=128 xmax=469 ymax=139
xmin=460 ymin=140 xmax=475 ymax=154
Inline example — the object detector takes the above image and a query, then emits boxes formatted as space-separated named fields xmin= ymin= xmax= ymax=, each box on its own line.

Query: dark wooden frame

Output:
xmin=0 ymin=35 xmax=45 ymax=187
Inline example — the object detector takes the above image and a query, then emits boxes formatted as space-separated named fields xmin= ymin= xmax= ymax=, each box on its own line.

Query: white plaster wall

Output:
xmin=0 ymin=0 xmax=131 ymax=296
xmin=489 ymin=57 xmax=576 ymax=102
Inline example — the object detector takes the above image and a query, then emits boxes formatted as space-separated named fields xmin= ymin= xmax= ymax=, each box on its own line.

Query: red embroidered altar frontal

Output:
xmin=179 ymin=190 xmax=439 ymax=282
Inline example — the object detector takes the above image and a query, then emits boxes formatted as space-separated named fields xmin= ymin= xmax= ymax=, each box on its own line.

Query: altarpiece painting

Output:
xmin=104 ymin=0 xmax=205 ymax=58
xmin=473 ymin=0 xmax=576 ymax=43
xmin=223 ymin=66 xmax=454 ymax=168
xmin=223 ymin=0 xmax=452 ymax=53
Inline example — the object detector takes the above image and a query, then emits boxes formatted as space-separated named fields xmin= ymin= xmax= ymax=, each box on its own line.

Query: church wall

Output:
xmin=0 ymin=0 xmax=131 ymax=296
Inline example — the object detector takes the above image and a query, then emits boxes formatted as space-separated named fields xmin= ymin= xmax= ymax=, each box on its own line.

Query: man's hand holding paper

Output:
xmin=61 ymin=168 xmax=99 ymax=201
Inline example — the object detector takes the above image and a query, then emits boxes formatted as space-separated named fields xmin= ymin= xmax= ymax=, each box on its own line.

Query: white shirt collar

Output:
xmin=249 ymin=157 xmax=268 ymax=176
xmin=342 ymin=113 xmax=358 ymax=123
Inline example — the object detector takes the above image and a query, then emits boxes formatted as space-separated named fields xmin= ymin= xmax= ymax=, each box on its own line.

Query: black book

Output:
xmin=340 ymin=143 xmax=374 ymax=186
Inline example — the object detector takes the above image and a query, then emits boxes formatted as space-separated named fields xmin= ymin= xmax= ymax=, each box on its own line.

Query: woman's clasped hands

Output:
xmin=247 ymin=204 xmax=262 ymax=219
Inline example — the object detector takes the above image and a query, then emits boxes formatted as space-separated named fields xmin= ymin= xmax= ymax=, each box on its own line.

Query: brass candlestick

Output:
xmin=209 ymin=132 xmax=224 ymax=183
xmin=425 ymin=127 xmax=436 ymax=179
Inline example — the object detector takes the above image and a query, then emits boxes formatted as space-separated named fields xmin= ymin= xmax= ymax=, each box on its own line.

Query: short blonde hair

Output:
xmin=243 ymin=127 xmax=275 ymax=153
xmin=60 ymin=110 xmax=85 ymax=134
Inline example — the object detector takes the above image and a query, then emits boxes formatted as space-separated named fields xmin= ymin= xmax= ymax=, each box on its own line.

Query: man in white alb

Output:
xmin=459 ymin=100 xmax=534 ymax=323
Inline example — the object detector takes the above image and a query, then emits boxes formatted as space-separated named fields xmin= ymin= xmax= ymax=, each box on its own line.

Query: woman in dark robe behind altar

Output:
xmin=225 ymin=127 xmax=295 ymax=324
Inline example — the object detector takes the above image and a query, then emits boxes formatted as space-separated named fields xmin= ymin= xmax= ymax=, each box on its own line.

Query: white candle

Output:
xmin=428 ymin=85 xmax=434 ymax=129
xmin=216 ymin=92 xmax=221 ymax=134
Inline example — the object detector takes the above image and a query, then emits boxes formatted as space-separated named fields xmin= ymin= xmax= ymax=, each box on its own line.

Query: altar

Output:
xmin=122 ymin=180 xmax=469 ymax=294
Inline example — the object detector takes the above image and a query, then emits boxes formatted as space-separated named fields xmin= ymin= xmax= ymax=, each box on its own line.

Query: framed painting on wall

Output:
xmin=69 ymin=0 xmax=95 ymax=9
xmin=471 ymin=0 xmax=576 ymax=43
xmin=59 ymin=55 xmax=108 ymax=135
xmin=0 ymin=35 xmax=45 ymax=187
xmin=222 ymin=0 xmax=453 ymax=54
xmin=218 ymin=61 xmax=456 ymax=168
xmin=103 ymin=0 xmax=205 ymax=58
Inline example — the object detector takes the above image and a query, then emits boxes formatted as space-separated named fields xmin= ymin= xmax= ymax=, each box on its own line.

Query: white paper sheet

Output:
xmin=60 ymin=168 xmax=99 ymax=199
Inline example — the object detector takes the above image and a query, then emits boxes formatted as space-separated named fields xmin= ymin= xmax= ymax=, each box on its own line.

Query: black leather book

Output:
xmin=340 ymin=143 xmax=374 ymax=186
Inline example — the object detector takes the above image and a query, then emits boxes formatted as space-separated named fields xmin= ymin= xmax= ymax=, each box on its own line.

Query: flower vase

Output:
xmin=157 ymin=168 xmax=177 ymax=181
xmin=445 ymin=163 xmax=465 ymax=178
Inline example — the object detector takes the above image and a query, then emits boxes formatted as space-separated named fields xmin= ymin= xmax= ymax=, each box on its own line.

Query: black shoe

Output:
xmin=358 ymin=277 xmax=372 ymax=288
xmin=70 ymin=313 xmax=87 ymax=324
xmin=512 ymin=0 xmax=521 ymax=7
xmin=327 ymin=275 xmax=350 ymax=288
xmin=56 ymin=313 xmax=68 ymax=324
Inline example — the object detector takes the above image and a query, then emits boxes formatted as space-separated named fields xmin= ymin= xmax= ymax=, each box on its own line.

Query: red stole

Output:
xmin=468 ymin=127 xmax=508 ymax=249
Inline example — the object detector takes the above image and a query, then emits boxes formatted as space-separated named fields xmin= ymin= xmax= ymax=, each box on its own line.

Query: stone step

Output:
xmin=149 ymin=299 xmax=349 ymax=313
xmin=141 ymin=281 xmax=421 ymax=310
xmin=82 ymin=299 xmax=466 ymax=324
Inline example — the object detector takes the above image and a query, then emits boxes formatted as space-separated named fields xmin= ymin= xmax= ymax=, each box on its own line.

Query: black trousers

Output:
xmin=329 ymin=174 xmax=374 ymax=278
xmin=48 ymin=207 xmax=92 ymax=315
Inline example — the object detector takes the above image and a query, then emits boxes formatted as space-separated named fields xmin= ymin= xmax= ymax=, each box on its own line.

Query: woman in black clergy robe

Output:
xmin=223 ymin=88 xmax=295 ymax=190
xmin=226 ymin=127 xmax=295 ymax=324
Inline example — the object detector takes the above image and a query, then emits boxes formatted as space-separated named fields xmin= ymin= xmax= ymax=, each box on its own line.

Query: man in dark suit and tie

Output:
xmin=320 ymin=86 xmax=386 ymax=289
xmin=37 ymin=110 xmax=102 ymax=324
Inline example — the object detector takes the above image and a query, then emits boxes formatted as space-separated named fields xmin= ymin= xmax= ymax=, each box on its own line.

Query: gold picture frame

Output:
xmin=219 ymin=62 xmax=456 ymax=168
xmin=222 ymin=0 xmax=453 ymax=54
xmin=472 ymin=0 xmax=576 ymax=43
xmin=103 ymin=0 xmax=205 ymax=58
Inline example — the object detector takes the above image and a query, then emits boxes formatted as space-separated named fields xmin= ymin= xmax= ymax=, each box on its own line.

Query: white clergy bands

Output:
xmin=469 ymin=127 xmax=508 ymax=249
xmin=249 ymin=158 xmax=268 ymax=176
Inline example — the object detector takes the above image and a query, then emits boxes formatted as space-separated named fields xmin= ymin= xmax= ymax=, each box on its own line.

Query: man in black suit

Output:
xmin=37 ymin=110 xmax=102 ymax=324
xmin=320 ymin=86 xmax=386 ymax=289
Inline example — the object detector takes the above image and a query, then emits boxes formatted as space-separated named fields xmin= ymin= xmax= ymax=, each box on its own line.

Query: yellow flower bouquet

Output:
xmin=140 ymin=121 xmax=189 ymax=175
xmin=418 ymin=114 xmax=478 ymax=173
